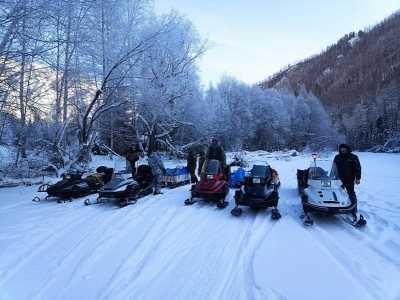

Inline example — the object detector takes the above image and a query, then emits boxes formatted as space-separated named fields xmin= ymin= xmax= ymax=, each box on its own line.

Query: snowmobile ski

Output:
xmin=184 ymin=198 xmax=196 ymax=205
xmin=216 ymin=200 xmax=228 ymax=209
xmin=32 ymin=196 xmax=41 ymax=202
xmin=231 ymin=207 xmax=242 ymax=217
xmin=303 ymin=215 xmax=314 ymax=226
xmin=271 ymin=208 xmax=281 ymax=220
xmin=342 ymin=214 xmax=367 ymax=228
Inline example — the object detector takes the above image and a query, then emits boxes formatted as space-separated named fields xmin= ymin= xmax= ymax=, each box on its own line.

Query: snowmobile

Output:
xmin=297 ymin=154 xmax=366 ymax=227
xmin=231 ymin=163 xmax=281 ymax=219
xmin=85 ymin=164 xmax=154 ymax=207
xmin=32 ymin=166 xmax=113 ymax=203
xmin=184 ymin=159 xmax=229 ymax=208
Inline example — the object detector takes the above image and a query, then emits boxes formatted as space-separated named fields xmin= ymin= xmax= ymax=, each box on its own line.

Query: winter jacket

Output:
xmin=187 ymin=143 xmax=206 ymax=173
xmin=148 ymin=152 xmax=165 ymax=178
xmin=126 ymin=150 xmax=140 ymax=164
xmin=333 ymin=144 xmax=361 ymax=184
xmin=206 ymin=145 xmax=226 ymax=167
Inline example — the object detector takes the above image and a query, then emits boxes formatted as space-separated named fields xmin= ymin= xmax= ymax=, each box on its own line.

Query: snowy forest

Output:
xmin=1 ymin=2 xmax=400 ymax=299
xmin=0 ymin=0 xmax=397 ymax=177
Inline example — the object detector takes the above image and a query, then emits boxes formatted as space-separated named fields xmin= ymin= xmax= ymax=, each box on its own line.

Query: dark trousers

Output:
xmin=190 ymin=172 xmax=198 ymax=184
xmin=343 ymin=181 xmax=357 ymax=205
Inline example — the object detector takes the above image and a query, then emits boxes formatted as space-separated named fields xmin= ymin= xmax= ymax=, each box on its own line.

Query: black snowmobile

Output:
xmin=85 ymin=165 xmax=154 ymax=207
xmin=231 ymin=163 xmax=281 ymax=219
xmin=297 ymin=155 xmax=366 ymax=227
xmin=32 ymin=166 xmax=113 ymax=203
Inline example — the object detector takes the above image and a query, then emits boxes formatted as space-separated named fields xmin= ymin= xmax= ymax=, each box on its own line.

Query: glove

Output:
xmin=355 ymin=179 xmax=361 ymax=185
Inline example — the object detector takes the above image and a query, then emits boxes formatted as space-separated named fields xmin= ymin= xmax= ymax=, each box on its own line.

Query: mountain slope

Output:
xmin=261 ymin=11 xmax=400 ymax=149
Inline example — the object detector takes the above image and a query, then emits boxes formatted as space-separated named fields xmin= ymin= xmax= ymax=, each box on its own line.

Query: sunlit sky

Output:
xmin=155 ymin=0 xmax=399 ymax=86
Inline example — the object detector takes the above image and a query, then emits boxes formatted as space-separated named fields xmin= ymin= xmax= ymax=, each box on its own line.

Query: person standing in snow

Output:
xmin=148 ymin=144 xmax=166 ymax=195
xmin=186 ymin=141 xmax=206 ymax=184
xmin=333 ymin=144 xmax=362 ymax=207
xmin=206 ymin=138 xmax=226 ymax=167
xmin=205 ymin=137 xmax=229 ymax=179
xmin=126 ymin=144 xmax=142 ymax=177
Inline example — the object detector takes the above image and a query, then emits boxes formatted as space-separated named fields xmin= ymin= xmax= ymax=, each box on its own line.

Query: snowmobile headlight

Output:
xmin=321 ymin=180 xmax=331 ymax=188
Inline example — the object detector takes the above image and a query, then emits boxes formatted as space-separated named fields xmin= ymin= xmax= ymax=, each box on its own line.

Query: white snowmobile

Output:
xmin=297 ymin=154 xmax=366 ymax=227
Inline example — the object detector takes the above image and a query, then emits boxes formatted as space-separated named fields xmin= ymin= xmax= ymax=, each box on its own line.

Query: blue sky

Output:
xmin=155 ymin=1 xmax=399 ymax=86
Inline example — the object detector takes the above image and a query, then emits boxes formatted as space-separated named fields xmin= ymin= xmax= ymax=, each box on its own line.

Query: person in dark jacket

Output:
xmin=126 ymin=144 xmax=141 ymax=177
xmin=187 ymin=142 xmax=206 ymax=184
xmin=333 ymin=144 xmax=361 ymax=205
xmin=205 ymin=138 xmax=229 ymax=179
xmin=206 ymin=138 xmax=226 ymax=167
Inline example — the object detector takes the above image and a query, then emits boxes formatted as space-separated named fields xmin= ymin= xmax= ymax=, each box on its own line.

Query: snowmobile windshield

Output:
xmin=63 ymin=172 xmax=82 ymax=180
xmin=308 ymin=160 xmax=338 ymax=180
xmin=251 ymin=165 xmax=271 ymax=178
xmin=205 ymin=160 xmax=220 ymax=175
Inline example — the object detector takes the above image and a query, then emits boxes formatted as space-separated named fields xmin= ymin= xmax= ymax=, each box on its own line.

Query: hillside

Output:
xmin=261 ymin=11 xmax=400 ymax=149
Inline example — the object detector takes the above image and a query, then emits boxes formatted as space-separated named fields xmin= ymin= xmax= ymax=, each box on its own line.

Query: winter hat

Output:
xmin=338 ymin=144 xmax=351 ymax=152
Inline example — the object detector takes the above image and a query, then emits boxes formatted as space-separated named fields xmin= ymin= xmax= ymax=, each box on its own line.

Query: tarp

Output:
xmin=229 ymin=167 xmax=246 ymax=188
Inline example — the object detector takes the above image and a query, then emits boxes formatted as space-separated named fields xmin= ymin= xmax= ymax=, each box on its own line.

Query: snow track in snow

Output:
xmin=0 ymin=152 xmax=399 ymax=300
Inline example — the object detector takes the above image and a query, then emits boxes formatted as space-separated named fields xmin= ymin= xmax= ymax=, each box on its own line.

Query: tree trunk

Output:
xmin=18 ymin=2 xmax=27 ymax=159
xmin=62 ymin=1 xmax=72 ymax=123
xmin=55 ymin=10 xmax=62 ymax=123
xmin=101 ymin=0 xmax=114 ymax=150
xmin=0 ymin=3 xmax=21 ymax=55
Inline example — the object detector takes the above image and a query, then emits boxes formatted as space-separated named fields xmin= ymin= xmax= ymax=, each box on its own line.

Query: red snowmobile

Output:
xmin=184 ymin=159 xmax=229 ymax=208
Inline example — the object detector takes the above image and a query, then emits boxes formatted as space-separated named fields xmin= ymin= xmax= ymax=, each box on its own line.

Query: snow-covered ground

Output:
xmin=0 ymin=152 xmax=399 ymax=300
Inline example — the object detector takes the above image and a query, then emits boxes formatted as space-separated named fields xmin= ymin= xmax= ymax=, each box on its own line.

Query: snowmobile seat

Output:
xmin=96 ymin=166 xmax=114 ymax=184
